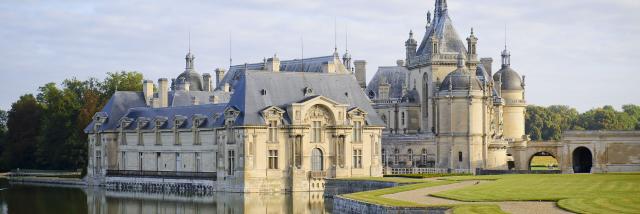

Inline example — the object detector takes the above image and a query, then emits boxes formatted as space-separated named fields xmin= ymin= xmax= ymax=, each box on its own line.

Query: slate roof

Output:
xmin=416 ymin=11 xmax=467 ymax=57
xmin=365 ymin=66 xmax=410 ymax=99
xmin=122 ymin=103 xmax=227 ymax=130
xmin=218 ymin=55 xmax=341 ymax=90
xmin=493 ymin=66 xmax=524 ymax=90
xmin=226 ymin=71 xmax=384 ymax=126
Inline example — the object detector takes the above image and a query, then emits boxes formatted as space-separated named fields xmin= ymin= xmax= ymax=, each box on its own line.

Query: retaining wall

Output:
xmin=333 ymin=195 xmax=449 ymax=214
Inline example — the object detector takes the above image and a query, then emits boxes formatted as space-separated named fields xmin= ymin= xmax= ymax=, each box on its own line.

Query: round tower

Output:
xmin=435 ymin=53 xmax=485 ymax=170
xmin=493 ymin=48 xmax=526 ymax=143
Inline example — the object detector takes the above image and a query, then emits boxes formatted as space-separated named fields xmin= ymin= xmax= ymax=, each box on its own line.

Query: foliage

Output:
xmin=526 ymin=104 xmax=640 ymax=141
xmin=0 ymin=71 xmax=142 ymax=171
xmin=435 ymin=174 xmax=640 ymax=213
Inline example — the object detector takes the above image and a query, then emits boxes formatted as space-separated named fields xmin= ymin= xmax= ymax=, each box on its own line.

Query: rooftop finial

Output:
xmin=471 ymin=27 xmax=474 ymax=35
xmin=427 ymin=10 xmax=432 ymax=25
xmin=334 ymin=17 xmax=338 ymax=53
xmin=188 ymin=30 xmax=191 ymax=53
xmin=501 ymin=24 xmax=511 ymax=68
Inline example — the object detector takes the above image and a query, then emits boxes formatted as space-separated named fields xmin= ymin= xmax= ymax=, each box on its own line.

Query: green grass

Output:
xmin=340 ymin=178 xmax=505 ymax=214
xmin=435 ymin=174 xmax=640 ymax=213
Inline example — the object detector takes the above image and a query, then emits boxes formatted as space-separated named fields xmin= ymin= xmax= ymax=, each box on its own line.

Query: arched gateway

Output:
xmin=572 ymin=147 xmax=593 ymax=173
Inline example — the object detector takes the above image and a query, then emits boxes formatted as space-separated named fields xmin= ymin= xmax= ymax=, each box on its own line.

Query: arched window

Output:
xmin=311 ymin=149 xmax=323 ymax=172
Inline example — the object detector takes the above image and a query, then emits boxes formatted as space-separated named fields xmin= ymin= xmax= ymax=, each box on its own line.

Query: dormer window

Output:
xmin=303 ymin=87 xmax=313 ymax=96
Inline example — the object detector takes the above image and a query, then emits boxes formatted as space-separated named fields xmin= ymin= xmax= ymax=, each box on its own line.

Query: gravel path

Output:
xmin=382 ymin=180 xmax=572 ymax=214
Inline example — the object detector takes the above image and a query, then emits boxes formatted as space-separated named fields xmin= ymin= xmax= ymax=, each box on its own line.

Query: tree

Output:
xmin=577 ymin=106 xmax=635 ymax=131
xmin=100 ymin=71 xmax=143 ymax=100
xmin=3 ymin=95 xmax=43 ymax=169
xmin=0 ymin=109 xmax=7 ymax=170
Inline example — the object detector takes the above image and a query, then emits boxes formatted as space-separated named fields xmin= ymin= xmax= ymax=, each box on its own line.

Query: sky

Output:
xmin=0 ymin=0 xmax=639 ymax=112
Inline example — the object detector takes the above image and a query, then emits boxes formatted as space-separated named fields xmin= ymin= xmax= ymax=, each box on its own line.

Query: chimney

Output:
xmin=209 ymin=95 xmax=220 ymax=104
xmin=354 ymin=60 xmax=367 ymax=89
xmin=396 ymin=60 xmax=405 ymax=67
xmin=203 ymin=73 xmax=212 ymax=92
xmin=480 ymin=58 xmax=493 ymax=77
xmin=215 ymin=68 xmax=226 ymax=89
xmin=158 ymin=78 xmax=169 ymax=108
xmin=266 ymin=55 xmax=280 ymax=72
xmin=191 ymin=96 xmax=199 ymax=105
xmin=142 ymin=80 xmax=154 ymax=106
xmin=223 ymin=83 xmax=231 ymax=92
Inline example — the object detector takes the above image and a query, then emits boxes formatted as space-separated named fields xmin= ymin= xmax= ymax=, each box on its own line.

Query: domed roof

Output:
xmin=493 ymin=66 xmax=523 ymax=90
xmin=401 ymin=88 xmax=420 ymax=103
xmin=177 ymin=70 xmax=204 ymax=91
xmin=439 ymin=69 xmax=483 ymax=91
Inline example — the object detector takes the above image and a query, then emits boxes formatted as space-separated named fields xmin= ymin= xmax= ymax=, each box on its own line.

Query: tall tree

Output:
xmin=100 ymin=71 xmax=143 ymax=99
xmin=0 ymin=109 xmax=7 ymax=170
xmin=3 ymin=95 xmax=43 ymax=169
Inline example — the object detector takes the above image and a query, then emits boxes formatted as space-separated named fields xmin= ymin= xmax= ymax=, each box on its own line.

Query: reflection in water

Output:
xmin=0 ymin=179 xmax=332 ymax=214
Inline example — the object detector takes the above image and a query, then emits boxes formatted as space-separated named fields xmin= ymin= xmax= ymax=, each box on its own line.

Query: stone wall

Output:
xmin=333 ymin=195 xmax=449 ymax=214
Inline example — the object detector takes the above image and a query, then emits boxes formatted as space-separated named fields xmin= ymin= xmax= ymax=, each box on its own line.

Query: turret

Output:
xmin=405 ymin=30 xmax=417 ymax=65
xmin=493 ymin=47 xmax=526 ymax=143
xmin=466 ymin=28 xmax=478 ymax=61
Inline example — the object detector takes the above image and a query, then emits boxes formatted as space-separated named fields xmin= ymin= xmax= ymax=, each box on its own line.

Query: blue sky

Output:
xmin=0 ymin=0 xmax=638 ymax=112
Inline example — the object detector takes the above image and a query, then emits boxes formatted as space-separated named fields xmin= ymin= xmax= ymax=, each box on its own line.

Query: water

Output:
xmin=0 ymin=179 xmax=333 ymax=214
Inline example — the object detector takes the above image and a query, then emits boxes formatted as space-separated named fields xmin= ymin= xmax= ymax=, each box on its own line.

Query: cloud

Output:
xmin=0 ymin=0 xmax=638 ymax=112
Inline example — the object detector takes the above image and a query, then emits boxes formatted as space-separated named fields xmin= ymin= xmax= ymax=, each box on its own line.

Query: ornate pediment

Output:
xmin=136 ymin=117 xmax=150 ymax=129
xmin=119 ymin=117 xmax=134 ymax=129
xmin=304 ymin=104 xmax=335 ymax=124
xmin=261 ymin=106 xmax=286 ymax=119
xmin=347 ymin=107 xmax=367 ymax=118
xmin=224 ymin=106 xmax=241 ymax=125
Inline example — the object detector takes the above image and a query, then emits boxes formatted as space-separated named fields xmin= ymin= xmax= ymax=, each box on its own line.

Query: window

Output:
xmin=268 ymin=120 xmax=278 ymax=143
xmin=311 ymin=149 xmax=323 ymax=172
xmin=155 ymin=131 xmax=162 ymax=145
xmin=353 ymin=149 xmax=362 ymax=169
xmin=408 ymin=149 xmax=413 ymax=166
xmin=421 ymin=149 xmax=428 ymax=166
xmin=120 ymin=152 xmax=126 ymax=170
xmin=138 ymin=152 xmax=143 ymax=170
xmin=156 ymin=152 xmax=161 ymax=171
xmin=176 ymin=152 xmax=181 ymax=171
xmin=382 ymin=149 xmax=386 ymax=166
xmin=193 ymin=128 xmax=201 ymax=145
xmin=394 ymin=149 xmax=399 ymax=165
xmin=268 ymin=150 xmax=278 ymax=169
xmin=458 ymin=151 xmax=463 ymax=162
xmin=120 ymin=131 xmax=127 ymax=145
xmin=294 ymin=136 xmax=302 ymax=169
xmin=227 ymin=128 xmax=235 ymax=144
xmin=174 ymin=131 xmax=180 ymax=145
xmin=228 ymin=150 xmax=235 ymax=175
xmin=195 ymin=153 xmax=200 ymax=172
xmin=312 ymin=121 xmax=321 ymax=143
xmin=95 ymin=151 xmax=102 ymax=175
xmin=138 ymin=131 xmax=143 ymax=146
xmin=95 ymin=133 xmax=102 ymax=146
xmin=353 ymin=121 xmax=362 ymax=143
xmin=401 ymin=112 xmax=405 ymax=126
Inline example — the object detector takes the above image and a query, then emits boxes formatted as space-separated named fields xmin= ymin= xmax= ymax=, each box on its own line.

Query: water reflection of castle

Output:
xmin=86 ymin=188 xmax=330 ymax=214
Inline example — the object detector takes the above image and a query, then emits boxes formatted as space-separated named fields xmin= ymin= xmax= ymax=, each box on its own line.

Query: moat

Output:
xmin=0 ymin=179 xmax=332 ymax=214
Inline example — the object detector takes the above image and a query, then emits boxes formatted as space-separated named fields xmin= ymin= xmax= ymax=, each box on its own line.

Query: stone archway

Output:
xmin=528 ymin=151 xmax=559 ymax=170
xmin=572 ymin=147 xmax=593 ymax=173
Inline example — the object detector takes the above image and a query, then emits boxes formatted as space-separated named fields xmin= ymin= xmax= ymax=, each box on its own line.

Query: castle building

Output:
xmin=367 ymin=0 xmax=526 ymax=170
xmin=85 ymin=50 xmax=383 ymax=192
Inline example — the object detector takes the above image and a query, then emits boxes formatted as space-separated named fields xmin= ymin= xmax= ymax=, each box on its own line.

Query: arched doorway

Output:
xmin=572 ymin=147 xmax=593 ymax=173
xmin=528 ymin=152 xmax=559 ymax=170
xmin=311 ymin=148 xmax=323 ymax=172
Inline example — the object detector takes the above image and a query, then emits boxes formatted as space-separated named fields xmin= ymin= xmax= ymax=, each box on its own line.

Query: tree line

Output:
xmin=526 ymin=105 xmax=640 ymax=141
xmin=0 ymin=71 xmax=142 ymax=172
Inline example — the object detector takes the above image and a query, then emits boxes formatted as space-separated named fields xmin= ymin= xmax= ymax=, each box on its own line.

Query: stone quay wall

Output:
xmin=104 ymin=176 xmax=215 ymax=196
xmin=324 ymin=179 xmax=402 ymax=197
xmin=333 ymin=195 xmax=449 ymax=214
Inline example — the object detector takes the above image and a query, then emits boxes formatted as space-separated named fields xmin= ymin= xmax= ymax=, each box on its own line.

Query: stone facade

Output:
xmin=86 ymin=52 xmax=384 ymax=193
xmin=369 ymin=0 xmax=517 ymax=171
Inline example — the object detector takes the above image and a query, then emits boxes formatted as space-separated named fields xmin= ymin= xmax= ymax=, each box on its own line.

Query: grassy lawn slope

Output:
xmin=434 ymin=174 xmax=640 ymax=213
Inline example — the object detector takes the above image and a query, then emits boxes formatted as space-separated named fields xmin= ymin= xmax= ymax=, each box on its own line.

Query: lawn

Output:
xmin=434 ymin=174 xmax=640 ymax=213
xmin=340 ymin=178 xmax=506 ymax=214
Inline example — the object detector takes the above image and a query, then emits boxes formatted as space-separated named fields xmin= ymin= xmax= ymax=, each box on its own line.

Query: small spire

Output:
xmin=471 ymin=27 xmax=474 ymax=35
xmin=427 ymin=10 xmax=432 ymax=25
xmin=409 ymin=30 xmax=414 ymax=38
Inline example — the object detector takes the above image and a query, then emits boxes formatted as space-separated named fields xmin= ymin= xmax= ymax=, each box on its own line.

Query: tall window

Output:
xmin=138 ymin=152 xmax=143 ymax=170
xmin=458 ymin=151 xmax=463 ymax=162
xmin=268 ymin=120 xmax=278 ymax=143
xmin=95 ymin=151 xmax=102 ymax=175
xmin=401 ymin=112 xmax=405 ymax=126
xmin=353 ymin=149 xmax=362 ymax=169
xmin=120 ymin=151 xmax=126 ymax=170
xmin=353 ymin=121 xmax=362 ymax=143
xmin=382 ymin=149 xmax=386 ymax=167
xmin=294 ymin=136 xmax=302 ymax=169
xmin=174 ymin=131 xmax=180 ymax=145
xmin=156 ymin=152 xmax=161 ymax=171
xmin=268 ymin=150 xmax=278 ymax=169
xmin=227 ymin=128 xmax=235 ymax=144
xmin=176 ymin=152 xmax=181 ymax=171
xmin=408 ymin=149 xmax=413 ymax=166
xmin=421 ymin=149 xmax=428 ymax=166
xmin=195 ymin=153 xmax=200 ymax=172
xmin=155 ymin=131 xmax=162 ymax=145
xmin=311 ymin=149 xmax=323 ymax=172
xmin=193 ymin=129 xmax=201 ymax=145
xmin=228 ymin=150 xmax=235 ymax=175
xmin=312 ymin=121 xmax=321 ymax=143
xmin=394 ymin=149 xmax=399 ymax=165
xmin=138 ymin=131 xmax=143 ymax=146
xmin=96 ymin=133 xmax=102 ymax=146
xmin=120 ymin=130 xmax=127 ymax=145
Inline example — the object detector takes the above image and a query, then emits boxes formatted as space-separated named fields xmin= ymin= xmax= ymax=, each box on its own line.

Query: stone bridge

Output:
xmin=510 ymin=131 xmax=640 ymax=173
